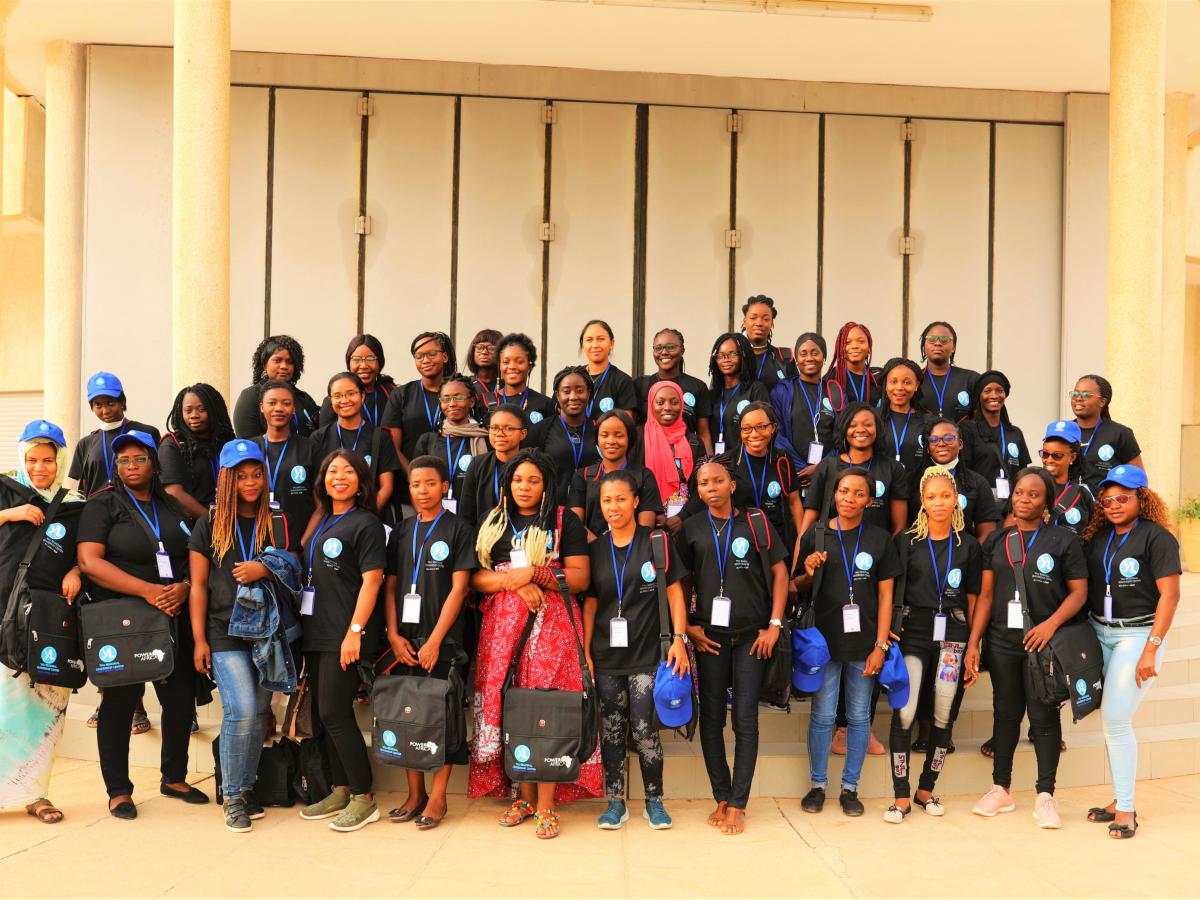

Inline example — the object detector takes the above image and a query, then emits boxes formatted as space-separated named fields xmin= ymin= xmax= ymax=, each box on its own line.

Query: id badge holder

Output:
xmin=609 ymin=617 xmax=629 ymax=648
xmin=155 ymin=543 xmax=174 ymax=580
xmin=269 ymin=491 xmax=281 ymax=512
xmin=442 ymin=497 xmax=458 ymax=514
xmin=300 ymin=584 xmax=316 ymax=616
xmin=667 ymin=497 xmax=685 ymax=518
xmin=807 ymin=441 xmax=824 ymax=465
xmin=383 ymin=524 xmax=393 ymax=544
xmin=270 ymin=511 xmax=288 ymax=549
xmin=1103 ymin=585 xmax=1113 ymax=622
xmin=1007 ymin=593 xmax=1023 ymax=629
xmin=995 ymin=475 xmax=1011 ymax=500
xmin=402 ymin=590 xmax=422 ymax=624
xmin=711 ymin=596 xmax=732 ymax=628
xmin=842 ymin=603 xmax=861 ymax=633
xmin=714 ymin=439 xmax=726 ymax=456
xmin=933 ymin=613 xmax=947 ymax=642
xmin=509 ymin=547 xmax=529 ymax=568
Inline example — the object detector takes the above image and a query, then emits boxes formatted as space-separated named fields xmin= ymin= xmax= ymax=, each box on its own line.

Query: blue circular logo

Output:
xmin=1075 ymin=678 xmax=1088 ymax=696
xmin=947 ymin=568 xmax=962 ymax=589
xmin=875 ymin=480 xmax=885 ymax=499
xmin=514 ymin=744 xmax=532 ymax=763
xmin=529 ymin=411 xmax=544 ymax=425
xmin=683 ymin=391 xmax=696 ymax=408
xmin=364 ymin=454 xmax=373 ymax=466
xmin=290 ymin=465 xmax=307 ymax=484
xmin=323 ymin=538 xmax=343 ymax=559
xmin=731 ymin=537 xmax=750 ymax=559
xmin=1065 ymin=507 xmax=1082 ymax=525
xmin=1119 ymin=558 xmax=1140 ymax=578
xmin=459 ymin=454 xmax=473 ymax=472
xmin=855 ymin=552 xmax=874 ymax=572
xmin=382 ymin=729 xmax=397 ymax=748
xmin=598 ymin=397 xmax=614 ymax=413
xmin=46 ymin=523 xmax=66 ymax=540
xmin=958 ymin=493 xmax=968 ymax=510
xmin=640 ymin=561 xmax=656 ymax=583
xmin=1007 ymin=442 xmax=1019 ymax=459
xmin=430 ymin=540 xmax=450 ymax=562
xmin=41 ymin=646 xmax=57 ymax=665
xmin=1036 ymin=553 xmax=1055 ymax=574
xmin=822 ymin=397 xmax=833 ymax=411
xmin=766 ymin=480 xmax=781 ymax=499
xmin=1098 ymin=444 xmax=1115 ymax=462
xmin=956 ymin=390 xmax=970 ymax=407
xmin=98 ymin=645 xmax=117 ymax=664
xmin=736 ymin=399 xmax=750 ymax=415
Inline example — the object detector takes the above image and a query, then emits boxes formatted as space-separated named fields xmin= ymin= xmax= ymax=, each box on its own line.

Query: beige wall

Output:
xmin=0 ymin=227 xmax=44 ymax=392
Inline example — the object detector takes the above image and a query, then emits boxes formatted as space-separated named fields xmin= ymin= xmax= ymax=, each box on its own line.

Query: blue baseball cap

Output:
xmin=879 ymin=644 xmax=911 ymax=709
xmin=1099 ymin=464 xmax=1148 ymax=491
xmin=791 ymin=626 xmax=831 ymax=693
xmin=219 ymin=439 xmax=265 ymax=470
xmin=653 ymin=661 xmax=693 ymax=728
xmin=19 ymin=419 xmax=66 ymax=448
xmin=110 ymin=430 xmax=158 ymax=455
xmin=86 ymin=371 xmax=124 ymax=403
xmin=1044 ymin=420 xmax=1082 ymax=444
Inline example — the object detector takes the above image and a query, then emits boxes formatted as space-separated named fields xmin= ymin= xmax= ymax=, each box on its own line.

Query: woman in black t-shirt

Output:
xmin=458 ymin=405 xmax=528 ymax=528
xmin=965 ymin=468 xmax=1087 ymax=829
xmin=915 ymin=321 xmax=979 ymax=422
xmin=634 ymin=328 xmax=713 ymax=454
xmin=879 ymin=358 xmax=928 ymax=482
xmin=465 ymin=328 xmax=502 ymax=416
xmin=312 ymin=372 xmax=402 ymax=515
xmin=1070 ymin=374 xmax=1145 ymax=494
xmin=160 ymin=382 xmax=235 ymax=521
xmin=381 ymin=332 xmax=457 ymax=505
xmin=884 ymin=465 xmax=982 ymax=823
xmin=77 ymin=430 xmax=202 ymax=818
xmin=579 ymin=320 xmax=638 ymax=422
xmin=1080 ymin=465 xmax=1181 ymax=838
xmin=317 ymin=334 xmax=397 ymax=429
xmin=676 ymin=456 xmax=787 ymax=836
xmin=569 ymin=410 xmax=661 ymax=540
xmin=770 ymin=332 xmax=831 ymax=487
xmin=538 ymin=367 xmax=600 ymax=501
xmin=413 ymin=374 xmax=490 ymax=513
xmin=634 ymin=380 xmax=703 ymax=537
xmin=582 ymin=471 xmax=688 ymax=830
xmin=740 ymin=295 xmax=798 ymax=395
xmin=1040 ymin=419 xmax=1095 ymax=534
xmin=478 ymin=333 xmax=557 ymax=431
xmin=921 ymin=418 xmax=1001 ymax=541
xmin=704 ymin=333 xmax=770 ymax=457
xmin=231 ymin=335 xmax=321 ymax=438
xmin=254 ymin=380 xmax=318 ymax=552
xmin=960 ymin=370 xmax=1030 ymax=497
xmin=297 ymin=449 xmax=387 ymax=833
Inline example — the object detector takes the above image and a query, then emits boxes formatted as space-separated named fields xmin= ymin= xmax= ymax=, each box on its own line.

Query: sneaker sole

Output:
xmin=643 ymin=809 xmax=672 ymax=830
xmin=247 ymin=811 xmax=266 ymax=821
xmin=225 ymin=821 xmax=252 ymax=833
xmin=972 ymin=803 xmax=1016 ymax=817
xmin=299 ymin=807 xmax=348 ymax=821
xmin=328 ymin=808 xmax=381 ymax=832
xmin=597 ymin=811 xmax=630 ymax=830
xmin=1033 ymin=812 xmax=1062 ymax=829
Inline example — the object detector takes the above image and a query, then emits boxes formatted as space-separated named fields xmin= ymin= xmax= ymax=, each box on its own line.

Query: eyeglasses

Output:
xmin=489 ymin=425 xmax=523 ymax=435
xmin=330 ymin=391 xmax=361 ymax=402
xmin=115 ymin=455 xmax=151 ymax=468
xmin=1100 ymin=494 xmax=1134 ymax=509
xmin=739 ymin=423 xmax=774 ymax=436
xmin=652 ymin=343 xmax=681 ymax=354
xmin=414 ymin=350 xmax=444 ymax=363
xmin=926 ymin=435 xmax=959 ymax=446
xmin=715 ymin=352 xmax=740 ymax=362
xmin=348 ymin=355 xmax=378 ymax=366
xmin=925 ymin=335 xmax=954 ymax=345
xmin=474 ymin=344 xmax=496 ymax=353
xmin=1068 ymin=390 xmax=1095 ymax=400
xmin=1039 ymin=450 xmax=1067 ymax=462
xmin=441 ymin=393 xmax=472 ymax=403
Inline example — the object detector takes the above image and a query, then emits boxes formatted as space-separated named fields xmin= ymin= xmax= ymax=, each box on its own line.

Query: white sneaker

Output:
xmin=1033 ymin=792 xmax=1062 ymax=829
xmin=916 ymin=796 xmax=946 ymax=816
xmin=882 ymin=803 xmax=910 ymax=824
xmin=972 ymin=784 xmax=1015 ymax=817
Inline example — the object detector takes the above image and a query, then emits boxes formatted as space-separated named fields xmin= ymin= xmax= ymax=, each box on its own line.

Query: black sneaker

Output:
xmin=243 ymin=791 xmax=266 ymax=821
xmin=839 ymin=789 xmax=865 ymax=817
xmin=801 ymin=787 xmax=826 ymax=814
xmin=224 ymin=798 xmax=252 ymax=833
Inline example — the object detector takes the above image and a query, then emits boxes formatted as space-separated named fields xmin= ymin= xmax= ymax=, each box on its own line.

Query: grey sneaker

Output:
xmin=328 ymin=794 xmax=380 ymax=832
xmin=224 ymin=798 xmax=251 ymax=833
xmin=299 ymin=786 xmax=351 ymax=820
xmin=243 ymin=791 xmax=266 ymax=821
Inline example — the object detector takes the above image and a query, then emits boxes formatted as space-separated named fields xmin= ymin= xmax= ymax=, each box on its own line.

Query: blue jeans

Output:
xmin=1093 ymin=622 xmax=1163 ymax=812
xmin=809 ymin=660 xmax=875 ymax=791
xmin=211 ymin=649 xmax=272 ymax=800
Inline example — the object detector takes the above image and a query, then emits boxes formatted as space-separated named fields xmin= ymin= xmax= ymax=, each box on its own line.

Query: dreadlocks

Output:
xmin=209 ymin=462 xmax=273 ymax=566
xmin=907 ymin=465 xmax=966 ymax=543
xmin=827 ymin=321 xmax=875 ymax=401
xmin=165 ymin=383 xmax=235 ymax=473
xmin=707 ymin=332 xmax=757 ymax=392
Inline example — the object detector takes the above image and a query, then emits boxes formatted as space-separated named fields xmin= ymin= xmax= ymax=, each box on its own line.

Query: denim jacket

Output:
xmin=228 ymin=547 xmax=302 ymax=693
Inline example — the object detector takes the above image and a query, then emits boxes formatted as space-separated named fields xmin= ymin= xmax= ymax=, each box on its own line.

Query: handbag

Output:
xmin=282 ymin=669 xmax=315 ymax=741
xmin=369 ymin=649 xmax=465 ymax=772
xmin=501 ymin=568 xmax=599 ymax=784
xmin=291 ymin=736 xmax=332 ymax=806
xmin=80 ymin=596 xmax=175 ymax=687
xmin=744 ymin=508 xmax=791 ymax=709
xmin=649 ymin=528 xmax=697 ymax=738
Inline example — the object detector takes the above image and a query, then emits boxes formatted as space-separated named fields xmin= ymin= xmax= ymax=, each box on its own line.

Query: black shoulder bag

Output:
xmin=649 ymin=528 xmax=698 ymax=738
xmin=746 ymin=508 xmax=792 ymax=709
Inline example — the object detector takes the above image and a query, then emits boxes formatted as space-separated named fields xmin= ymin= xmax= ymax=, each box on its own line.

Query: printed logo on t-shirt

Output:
xmin=855 ymin=551 xmax=874 ymax=572
xmin=364 ymin=455 xmax=373 ymax=466
xmin=291 ymin=465 xmax=307 ymax=484
xmin=1006 ymin=442 xmax=1019 ymax=459
xmin=46 ymin=522 xmax=66 ymax=540
xmin=1065 ymin=507 xmax=1082 ymax=525
xmin=767 ymin=481 xmax=781 ymax=499
xmin=1097 ymin=444 xmax=1115 ymax=462
xmin=430 ymin=540 xmax=450 ymax=562
xmin=958 ymin=494 xmax=968 ymax=510
xmin=640 ymin=561 xmax=656 ymax=583
xmin=875 ymin=480 xmax=885 ymax=499
xmin=459 ymin=454 xmax=473 ymax=472
xmin=1119 ymin=558 xmax=1140 ymax=578
xmin=1036 ymin=553 xmax=1055 ymax=574
xmin=956 ymin=390 xmax=970 ymax=407
xmin=529 ymin=411 xmax=544 ymax=425
xmin=822 ymin=397 xmax=833 ymax=412
xmin=598 ymin=397 xmax=614 ymax=414
xmin=323 ymin=538 xmax=343 ymax=559
xmin=731 ymin=537 xmax=750 ymax=559
xmin=683 ymin=392 xmax=696 ymax=408
xmin=947 ymin=567 xmax=962 ymax=589
xmin=736 ymin=400 xmax=750 ymax=415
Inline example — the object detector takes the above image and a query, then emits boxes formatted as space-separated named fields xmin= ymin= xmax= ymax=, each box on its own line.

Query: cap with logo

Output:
xmin=110 ymin=430 xmax=158 ymax=456
xmin=790 ymin=625 xmax=831 ymax=692
xmin=19 ymin=419 xmax=66 ymax=448
xmin=652 ymin=661 xmax=694 ymax=728
xmin=219 ymin=438 xmax=266 ymax=469
xmin=879 ymin=643 xmax=911 ymax=709
xmin=1043 ymin=419 xmax=1082 ymax=445
xmin=1099 ymin=464 xmax=1148 ymax=491
xmin=86 ymin=371 xmax=124 ymax=403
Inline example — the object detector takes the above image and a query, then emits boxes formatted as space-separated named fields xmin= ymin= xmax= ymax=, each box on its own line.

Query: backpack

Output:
xmin=745 ymin=509 xmax=791 ymax=709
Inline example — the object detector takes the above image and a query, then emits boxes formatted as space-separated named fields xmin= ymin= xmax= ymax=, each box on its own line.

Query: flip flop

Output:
xmin=1087 ymin=806 xmax=1117 ymax=823
xmin=720 ymin=808 xmax=746 ymax=835
xmin=498 ymin=799 xmax=535 ymax=827
xmin=25 ymin=800 xmax=63 ymax=824
xmin=706 ymin=801 xmax=729 ymax=827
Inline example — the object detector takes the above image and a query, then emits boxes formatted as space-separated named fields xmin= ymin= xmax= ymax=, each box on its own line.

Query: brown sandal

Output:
xmin=534 ymin=808 xmax=560 ymax=839
xmin=25 ymin=799 xmax=64 ymax=824
xmin=720 ymin=807 xmax=746 ymax=835
xmin=499 ymin=799 xmax=535 ymax=827
xmin=706 ymin=801 xmax=729 ymax=827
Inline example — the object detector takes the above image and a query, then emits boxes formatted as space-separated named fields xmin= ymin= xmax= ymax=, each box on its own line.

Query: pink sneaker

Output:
xmin=1033 ymin=792 xmax=1062 ymax=829
xmin=972 ymin=785 xmax=1015 ymax=817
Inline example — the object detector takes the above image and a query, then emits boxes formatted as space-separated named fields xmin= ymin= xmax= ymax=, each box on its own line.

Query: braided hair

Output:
xmin=827 ymin=321 xmax=874 ymax=398
xmin=165 ymin=383 xmax=235 ymax=473
xmin=410 ymin=332 xmax=457 ymax=379
xmin=251 ymin=335 xmax=305 ymax=384
xmin=907 ymin=465 xmax=966 ymax=544
xmin=707 ymin=332 xmax=757 ymax=392
xmin=1078 ymin=374 xmax=1113 ymax=420
xmin=476 ymin=448 xmax=561 ymax=569
xmin=209 ymin=461 xmax=273 ymax=566
xmin=919 ymin=320 xmax=958 ymax=363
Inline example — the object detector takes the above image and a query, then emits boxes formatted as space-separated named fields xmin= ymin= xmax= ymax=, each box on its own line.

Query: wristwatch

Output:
xmin=769 ymin=618 xmax=784 ymax=629
xmin=875 ymin=641 xmax=889 ymax=652
xmin=1147 ymin=635 xmax=1163 ymax=647
xmin=349 ymin=623 xmax=364 ymax=634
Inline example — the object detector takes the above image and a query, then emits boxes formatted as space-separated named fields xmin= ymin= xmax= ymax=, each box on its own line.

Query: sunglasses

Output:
xmin=1068 ymin=390 xmax=1096 ymax=400
xmin=1100 ymin=493 xmax=1134 ymax=509
xmin=925 ymin=334 xmax=954 ymax=345
xmin=1039 ymin=450 xmax=1067 ymax=462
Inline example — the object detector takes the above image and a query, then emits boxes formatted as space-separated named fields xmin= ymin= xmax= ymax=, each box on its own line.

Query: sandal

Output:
xmin=86 ymin=710 xmax=99 ymax=729
xmin=25 ymin=799 xmax=64 ymax=824
xmin=706 ymin=801 xmax=729 ymax=827
xmin=131 ymin=710 xmax=151 ymax=736
xmin=534 ymin=808 xmax=560 ymax=839
xmin=498 ymin=799 xmax=535 ymax=827
xmin=720 ymin=807 xmax=746 ymax=835
xmin=388 ymin=799 xmax=427 ymax=823
xmin=1109 ymin=814 xmax=1138 ymax=839
xmin=980 ymin=738 xmax=995 ymax=759
xmin=1087 ymin=805 xmax=1117 ymax=823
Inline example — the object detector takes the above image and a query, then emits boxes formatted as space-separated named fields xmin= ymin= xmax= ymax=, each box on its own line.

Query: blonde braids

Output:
xmin=906 ymin=465 xmax=965 ymax=545
xmin=476 ymin=494 xmax=554 ymax=570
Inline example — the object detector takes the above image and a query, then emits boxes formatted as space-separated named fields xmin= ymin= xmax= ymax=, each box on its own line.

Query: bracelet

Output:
xmin=672 ymin=633 xmax=687 ymax=641
xmin=531 ymin=565 xmax=558 ymax=591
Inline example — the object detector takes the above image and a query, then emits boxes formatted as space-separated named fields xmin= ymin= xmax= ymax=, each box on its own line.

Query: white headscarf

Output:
xmin=8 ymin=437 xmax=82 ymax=502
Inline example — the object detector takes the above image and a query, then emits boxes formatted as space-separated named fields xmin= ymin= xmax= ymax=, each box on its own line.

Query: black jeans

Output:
xmin=888 ymin=628 xmax=966 ymax=798
xmin=597 ymin=670 xmax=664 ymax=799
xmin=307 ymin=651 xmax=373 ymax=795
xmin=988 ymin=638 xmax=1062 ymax=795
xmin=97 ymin=623 xmax=196 ymax=799
xmin=696 ymin=628 xmax=765 ymax=809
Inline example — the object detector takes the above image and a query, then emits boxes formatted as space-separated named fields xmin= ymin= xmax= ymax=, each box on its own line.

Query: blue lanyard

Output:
xmin=1081 ymin=420 xmax=1103 ymax=456
xmin=262 ymin=437 xmax=290 ymax=495
xmin=337 ymin=422 xmax=364 ymax=453
xmin=926 ymin=536 xmax=954 ymax=612
xmin=997 ymin=420 xmax=1009 ymax=466
xmin=102 ymin=421 xmax=130 ymax=482
xmin=888 ymin=411 xmax=913 ymax=463
xmin=707 ymin=510 xmax=734 ymax=594
xmin=755 ymin=348 xmax=774 ymax=380
xmin=500 ymin=386 xmax=529 ymax=410
xmin=798 ymin=380 xmax=820 ymax=429
xmin=445 ymin=436 xmax=467 ymax=480
xmin=607 ymin=532 xmax=636 ymax=616
xmin=123 ymin=488 xmax=161 ymax=542
xmin=927 ymin=366 xmax=953 ymax=415
xmin=510 ymin=524 xmax=528 ymax=555
xmin=1102 ymin=522 xmax=1138 ymax=589
xmin=846 ymin=371 xmax=866 ymax=403
xmin=718 ymin=384 xmax=741 ymax=438
xmin=835 ymin=517 xmax=864 ymax=603
xmin=421 ymin=389 xmax=442 ymax=431
xmin=361 ymin=390 xmax=380 ymax=427
xmin=743 ymin=452 xmax=771 ymax=508
xmin=306 ymin=510 xmax=352 ymax=583
xmin=559 ymin=417 xmax=587 ymax=469
xmin=408 ymin=510 xmax=446 ymax=590
xmin=492 ymin=461 xmax=502 ymax=504
xmin=586 ymin=365 xmax=611 ymax=419
xmin=235 ymin=517 xmax=255 ymax=564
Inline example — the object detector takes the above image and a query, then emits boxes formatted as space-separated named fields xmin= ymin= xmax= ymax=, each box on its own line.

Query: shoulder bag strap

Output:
xmin=745 ymin=509 xmax=775 ymax=598
xmin=809 ymin=462 xmax=839 ymax=601
xmin=892 ymin=536 xmax=911 ymax=635
xmin=649 ymin=529 xmax=672 ymax=659
xmin=1053 ymin=483 xmax=1082 ymax=519
xmin=16 ymin=483 xmax=72 ymax=573
xmin=1004 ymin=529 xmax=1032 ymax=630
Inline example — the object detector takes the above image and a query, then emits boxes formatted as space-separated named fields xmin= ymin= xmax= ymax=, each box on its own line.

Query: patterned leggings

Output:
xmin=597 ymin=671 xmax=664 ymax=799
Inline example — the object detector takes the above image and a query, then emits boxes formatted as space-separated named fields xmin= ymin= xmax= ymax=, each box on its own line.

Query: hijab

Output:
xmin=643 ymin=380 xmax=693 ymax=501
xmin=9 ymin=437 xmax=82 ymax=502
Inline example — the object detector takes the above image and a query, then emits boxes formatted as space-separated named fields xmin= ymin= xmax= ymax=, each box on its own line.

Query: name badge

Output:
xmin=300 ymin=586 xmax=316 ymax=616
xmin=1103 ymin=585 xmax=1113 ymax=622
xmin=807 ymin=441 xmax=824 ymax=465
xmin=1007 ymin=595 xmax=1023 ymax=629
xmin=383 ymin=524 xmax=393 ymax=544
xmin=666 ymin=498 xmax=685 ymax=518
xmin=509 ymin=547 xmax=529 ymax=568
xmin=609 ymin=617 xmax=629 ymax=648
xmin=269 ymin=492 xmax=281 ymax=511
xmin=442 ymin=497 xmax=458 ymax=514
xmin=933 ymin=613 xmax=947 ymax=642
xmin=842 ymin=603 xmax=861 ymax=633
xmin=155 ymin=546 xmax=174 ymax=580
xmin=402 ymin=592 xmax=422 ymax=624
xmin=714 ymin=440 xmax=726 ymax=455
xmin=711 ymin=595 xmax=732 ymax=628
xmin=995 ymin=476 xmax=1011 ymax=500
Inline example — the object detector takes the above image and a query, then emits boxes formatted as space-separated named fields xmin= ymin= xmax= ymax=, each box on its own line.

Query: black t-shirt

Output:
xmin=413 ymin=431 xmax=486 ymax=504
xmin=381 ymin=380 xmax=445 ymax=462
xmin=485 ymin=507 xmax=589 ymax=568
xmin=916 ymin=366 xmax=978 ymax=421
xmin=584 ymin=526 xmax=683 ymax=675
xmin=982 ymin=525 xmax=1088 ymax=650
xmin=804 ymin=454 xmax=909 ymax=533
xmin=676 ymin=510 xmax=786 ymax=637
xmin=256 ymin=434 xmax=318 ymax=552
xmin=962 ymin=418 xmax=1031 ymax=487
xmin=820 ymin=368 xmax=882 ymax=411
xmin=1078 ymin=419 xmax=1142 ymax=493
xmin=232 ymin=384 xmax=320 ymax=439
xmin=1048 ymin=480 xmax=1094 ymax=535
xmin=482 ymin=385 xmax=557 ymax=435
xmin=690 ymin=448 xmax=796 ymax=546
xmin=458 ymin=451 xmax=511 ymax=529
xmin=895 ymin=531 xmax=983 ymax=638
xmin=301 ymin=507 xmax=387 ymax=651
xmin=748 ymin=344 xmax=798 ymax=395
xmin=77 ymin=488 xmax=192 ymax=601
xmin=188 ymin=513 xmax=259 ymax=652
xmin=586 ymin=364 xmax=638 ymax=421
xmin=159 ymin=434 xmax=222 ymax=509
xmin=777 ymin=378 xmax=831 ymax=463
xmin=385 ymin=511 xmax=477 ymax=649
xmin=633 ymin=372 xmax=712 ymax=438
xmin=707 ymin=380 xmax=771 ymax=453
xmin=0 ymin=478 xmax=84 ymax=596
xmin=68 ymin=420 xmax=163 ymax=498
xmin=880 ymin=409 xmax=929 ymax=478
xmin=537 ymin=417 xmax=600 ymax=501
xmin=318 ymin=378 xmax=396 ymax=429
xmin=799 ymin=521 xmax=902 ymax=661
xmin=1084 ymin=521 xmax=1181 ymax=620
xmin=310 ymin=421 xmax=403 ymax=486
xmin=568 ymin=463 xmax=664 ymax=538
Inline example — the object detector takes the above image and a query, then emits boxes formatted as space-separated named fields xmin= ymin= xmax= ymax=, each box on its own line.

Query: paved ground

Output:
xmin=1 ymin=758 xmax=1197 ymax=898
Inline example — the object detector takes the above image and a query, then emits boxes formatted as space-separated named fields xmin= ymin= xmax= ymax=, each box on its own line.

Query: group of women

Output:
xmin=0 ymin=296 xmax=1182 ymax=843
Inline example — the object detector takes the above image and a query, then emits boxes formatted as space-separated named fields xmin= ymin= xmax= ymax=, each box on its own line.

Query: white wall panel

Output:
xmin=992 ymin=124 xmax=1063 ymax=433
xmin=823 ymin=115 xmax=904 ymax=359
xmin=364 ymin=93 xmax=455 ymax=365
xmin=735 ymin=110 xmax=819 ymax=340
xmin=645 ymin=106 xmax=730 ymax=363
xmin=908 ymin=118 xmax=990 ymax=369
xmin=270 ymin=88 xmax=361 ymax=396
xmin=547 ymin=101 xmax=636 ymax=382
xmin=230 ymin=86 xmax=269 ymax=393
xmin=456 ymin=98 xmax=545 ymax=384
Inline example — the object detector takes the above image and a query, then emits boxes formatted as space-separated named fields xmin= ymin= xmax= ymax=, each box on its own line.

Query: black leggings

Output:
xmin=597 ymin=670 xmax=664 ymax=799
xmin=696 ymin=629 xmax=765 ymax=809
xmin=306 ymin=651 xmax=372 ymax=795
xmin=988 ymin=640 xmax=1062 ymax=795
xmin=888 ymin=631 xmax=966 ymax=798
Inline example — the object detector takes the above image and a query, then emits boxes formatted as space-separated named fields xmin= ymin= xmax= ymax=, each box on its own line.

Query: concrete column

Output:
xmin=172 ymin=0 xmax=231 ymax=397
xmin=1159 ymin=92 xmax=1190 ymax=510
xmin=1106 ymin=0 xmax=1165 ymax=486
xmin=42 ymin=42 xmax=86 ymax=446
